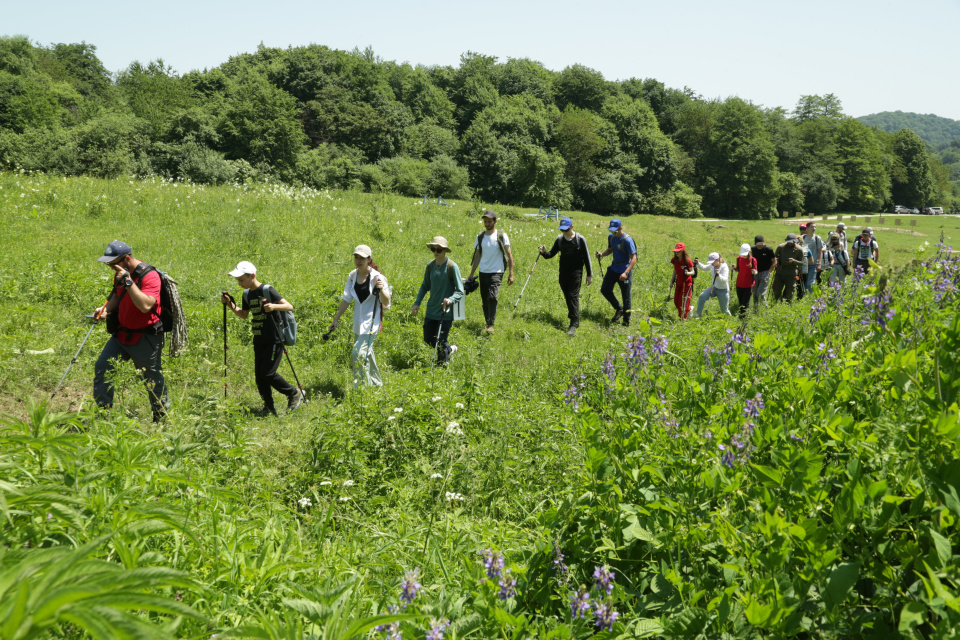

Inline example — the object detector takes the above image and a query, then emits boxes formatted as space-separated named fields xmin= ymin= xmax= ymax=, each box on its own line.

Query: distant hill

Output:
xmin=858 ymin=111 xmax=960 ymax=148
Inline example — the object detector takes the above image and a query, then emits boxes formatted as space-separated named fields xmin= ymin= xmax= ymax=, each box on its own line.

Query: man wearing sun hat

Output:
xmin=595 ymin=218 xmax=637 ymax=327
xmin=538 ymin=217 xmax=593 ymax=336
xmin=771 ymin=233 xmax=805 ymax=302
xmin=413 ymin=236 xmax=465 ymax=365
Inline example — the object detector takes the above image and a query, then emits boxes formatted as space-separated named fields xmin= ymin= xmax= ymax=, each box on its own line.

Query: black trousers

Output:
xmin=479 ymin=272 xmax=503 ymax=327
xmin=736 ymin=286 xmax=752 ymax=317
xmin=559 ymin=272 xmax=582 ymax=327
xmin=423 ymin=315 xmax=453 ymax=364
xmin=253 ymin=343 xmax=297 ymax=411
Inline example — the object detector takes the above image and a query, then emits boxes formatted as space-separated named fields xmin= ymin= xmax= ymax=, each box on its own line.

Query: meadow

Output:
xmin=1 ymin=170 xmax=959 ymax=639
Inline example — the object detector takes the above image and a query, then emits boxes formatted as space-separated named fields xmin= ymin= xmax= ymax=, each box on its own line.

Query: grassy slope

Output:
xmin=2 ymin=171 xmax=959 ymax=631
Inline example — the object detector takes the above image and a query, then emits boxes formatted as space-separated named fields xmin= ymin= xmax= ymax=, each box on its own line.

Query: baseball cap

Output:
xmin=228 ymin=261 xmax=257 ymax=277
xmin=608 ymin=218 xmax=623 ymax=232
xmin=353 ymin=244 xmax=372 ymax=258
xmin=785 ymin=233 xmax=798 ymax=243
xmin=482 ymin=209 xmax=497 ymax=219
xmin=558 ymin=217 xmax=573 ymax=231
xmin=97 ymin=240 xmax=132 ymax=263
xmin=836 ymin=222 xmax=846 ymax=229
xmin=708 ymin=252 xmax=720 ymax=262
xmin=739 ymin=243 xmax=751 ymax=256
xmin=864 ymin=227 xmax=873 ymax=234
xmin=755 ymin=235 xmax=764 ymax=244
xmin=799 ymin=223 xmax=807 ymax=231
xmin=672 ymin=242 xmax=685 ymax=252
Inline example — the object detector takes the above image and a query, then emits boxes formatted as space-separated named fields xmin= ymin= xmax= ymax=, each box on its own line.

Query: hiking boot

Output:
xmin=287 ymin=391 xmax=303 ymax=412
xmin=253 ymin=406 xmax=277 ymax=418
xmin=622 ymin=314 xmax=631 ymax=327
xmin=485 ymin=325 xmax=495 ymax=334
xmin=152 ymin=409 xmax=167 ymax=424
xmin=567 ymin=325 xmax=578 ymax=337
xmin=447 ymin=345 xmax=458 ymax=361
xmin=610 ymin=309 xmax=624 ymax=324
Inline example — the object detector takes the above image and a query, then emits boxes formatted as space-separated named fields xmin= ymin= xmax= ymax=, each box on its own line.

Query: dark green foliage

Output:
xmin=891 ymin=128 xmax=936 ymax=207
xmin=553 ymin=63 xmax=616 ymax=113
xmin=801 ymin=167 xmax=838 ymax=213
xmin=116 ymin=60 xmax=195 ymax=140
xmin=858 ymin=110 xmax=960 ymax=148
xmin=833 ymin=118 xmax=889 ymax=211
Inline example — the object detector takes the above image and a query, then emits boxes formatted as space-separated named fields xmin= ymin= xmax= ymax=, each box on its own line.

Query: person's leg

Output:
xmin=423 ymin=318 xmax=439 ymax=350
xmin=783 ymin=277 xmax=795 ymax=302
xmin=600 ymin=268 xmax=621 ymax=315
xmin=353 ymin=333 xmax=381 ymax=387
xmin=771 ymin=276 xmax=783 ymax=302
xmin=478 ymin=273 xmax=493 ymax=327
xmin=673 ymin=284 xmax=684 ymax=318
xmin=796 ymin=274 xmax=805 ymax=300
xmin=93 ymin=336 xmax=128 ymax=408
xmin=253 ymin=344 xmax=277 ymax=413
xmin=716 ymin=288 xmax=731 ymax=315
xmin=438 ymin=315 xmax=454 ymax=364
xmin=485 ymin=272 xmax=502 ymax=327
xmin=806 ymin=269 xmax=817 ymax=294
xmin=736 ymin=287 xmax=750 ymax=317
xmin=126 ymin=333 xmax=168 ymax=419
xmin=695 ymin=288 xmax=711 ymax=316
xmin=681 ymin=282 xmax=694 ymax=319
xmin=560 ymin=273 xmax=581 ymax=327
xmin=753 ymin=271 xmax=770 ymax=310
xmin=614 ymin=271 xmax=632 ymax=325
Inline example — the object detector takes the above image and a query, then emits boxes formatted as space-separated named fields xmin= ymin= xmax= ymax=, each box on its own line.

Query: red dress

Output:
xmin=671 ymin=256 xmax=694 ymax=319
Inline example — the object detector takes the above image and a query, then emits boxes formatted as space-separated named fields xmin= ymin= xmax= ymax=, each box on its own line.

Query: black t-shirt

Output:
xmin=354 ymin=277 xmax=370 ymax=304
xmin=752 ymin=245 xmax=776 ymax=272
xmin=242 ymin=284 xmax=283 ymax=346
xmin=543 ymin=233 xmax=593 ymax=279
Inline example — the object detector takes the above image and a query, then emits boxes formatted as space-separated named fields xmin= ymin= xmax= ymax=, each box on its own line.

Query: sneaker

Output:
xmin=610 ymin=309 xmax=624 ymax=324
xmin=447 ymin=345 xmax=458 ymax=359
xmin=287 ymin=391 xmax=303 ymax=412
xmin=567 ymin=325 xmax=578 ymax=337
xmin=485 ymin=325 xmax=495 ymax=334
xmin=253 ymin=406 xmax=276 ymax=418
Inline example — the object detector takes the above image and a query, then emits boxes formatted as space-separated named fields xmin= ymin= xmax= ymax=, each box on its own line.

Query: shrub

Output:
xmin=427 ymin=154 xmax=470 ymax=199
xmin=378 ymin=156 xmax=430 ymax=197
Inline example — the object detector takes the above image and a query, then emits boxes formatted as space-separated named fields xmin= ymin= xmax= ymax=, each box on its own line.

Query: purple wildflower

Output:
xmin=400 ymin=569 xmax=420 ymax=609
xmin=624 ymin=335 xmax=648 ymax=372
xmin=498 ymin=570 xmax=517 ymax=600
xmin=593 ymin=602 xmax=619 ymax=632
xmin=651 ymin=336 xmax=669 ymax=362
xmin=563 ymin=375 xmax=588 ymax=410
xmin=482 ymin=549 xmax=505 ymax=581
xmin=743 ymin=393 xmax=764 ymax=418
xmin=593 ymin=565 xmax=615 ymax=595
xmin=553 ymin=542 xmax=570 ymax=583
xmin=426 ymin=618 xmax=450 ymax=640
xmin=571 ymin=589 xmax=592 ymax=619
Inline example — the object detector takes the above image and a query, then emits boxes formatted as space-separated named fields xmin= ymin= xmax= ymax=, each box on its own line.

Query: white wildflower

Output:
xmin=455 ymin=402 xmax=465 ymax=409
xmin=298 ymin=497 xmax=312 ymax=508
xmin=430 ymin=473 xmax=443 ymax=479
xmin=445 ymin=492 xmax=465 ymax=502
xmin=342 ymin=480 xmax=354 ymax=487
xmin=432 ymin=395 xmax=443 ymax=401
xmin=339 ymin=496 xmax=351 ymax=502
xmin=388 ymin=415 xmax=396 ymax=421
xmin=319 ymin=481 xmax=332 ymax=486
xmin=445 ymin=422 xmax=464 ymax=436
xmin=394 ymin=407 xmax=403 ymax=413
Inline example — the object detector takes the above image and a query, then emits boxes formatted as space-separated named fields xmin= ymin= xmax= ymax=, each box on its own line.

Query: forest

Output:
xmin=1 ymin=36 xmax=958 ymax=218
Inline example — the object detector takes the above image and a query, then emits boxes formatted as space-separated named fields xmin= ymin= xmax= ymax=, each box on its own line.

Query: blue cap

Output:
xmin=558 ymin=217 xmax=573 ymax=231
xmin=97 ymin=240 xmax=132 ymax=263
xmin=608 ymin=218 xmax=622 ymax=232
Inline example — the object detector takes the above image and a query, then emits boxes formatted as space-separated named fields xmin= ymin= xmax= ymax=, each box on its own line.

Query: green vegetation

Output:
xmin=857 ymin=111 xmax=960 ymax=149
xmin=2 ymin=36 xmax=957 ymax=218
xmin=2 ymin=172 xmax=960 ymax=638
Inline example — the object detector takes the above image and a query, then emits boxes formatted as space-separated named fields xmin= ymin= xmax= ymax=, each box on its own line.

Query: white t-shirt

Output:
xmin=474 ymin=231 xmax=511 ymax=273
xmin=341 ymin=268 xmax=390 ymax=335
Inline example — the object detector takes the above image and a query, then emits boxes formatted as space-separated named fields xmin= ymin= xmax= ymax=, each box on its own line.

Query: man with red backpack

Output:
xmin=93 ymin=240 xmax=170 ymax=422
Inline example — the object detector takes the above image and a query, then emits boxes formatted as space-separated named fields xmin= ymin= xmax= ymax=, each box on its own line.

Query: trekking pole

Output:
xmin=512 ymin=253 xmax=541 ymax=314
xmin=283 ymin=347 xmax=307 ymax=403
xmin=222 ymin=295 xmax=229 ymax=398
xmin=430 ymin=304 xmax=448 ymax=374
xmin=51 ymin=301 xmax=109 ymax=400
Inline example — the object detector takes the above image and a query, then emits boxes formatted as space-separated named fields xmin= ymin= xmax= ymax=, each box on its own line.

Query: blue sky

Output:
xmin=5 ymin=0 xmax=960 ymax=120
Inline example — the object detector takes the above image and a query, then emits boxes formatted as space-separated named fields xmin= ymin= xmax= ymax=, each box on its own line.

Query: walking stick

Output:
xmin=512 ymin=253 xmax=541 ymax=314
xmin=223 ymin=301 xmax=228 ymax=398
xmin=51 ymin=300 xmax=109 ymax=400
xmin=284 ymin=348 xmax=307 ymax=403
xmin=430 ymin=304 xmax=449 ymax=373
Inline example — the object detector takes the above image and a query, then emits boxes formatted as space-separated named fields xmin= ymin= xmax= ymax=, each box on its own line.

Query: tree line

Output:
xmin=1 ymin=36 xmax=957 ymax=217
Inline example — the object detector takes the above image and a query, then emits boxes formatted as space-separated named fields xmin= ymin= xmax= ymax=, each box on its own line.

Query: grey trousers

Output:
xmin=352 ymin=333 xmax=382 ymax=387
xmin=751 ymin=270 xmax=771 ymax=309
xmin=94 ymin=333 xmax=169 ymax=416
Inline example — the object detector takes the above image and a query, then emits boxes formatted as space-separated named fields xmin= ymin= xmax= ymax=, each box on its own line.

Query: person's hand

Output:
xmin=586 ymin=276 xmax=593 ymax=286
xmin=329 ymin=319 xmax=339 ymax=332
xmin=507 ymin=274 xmax=515 ymax=285
xmin=262 ymin=302 xmax=275 ymax=313
xmin=619 ymin=271 xmax=629 ymax=282
xmin=538 ymin=245 xmax=546 ymax=254
xmin=816 ymin=266 xmax=823 ymax=272
xmin=595 ymin=251 xmax=602 ymax=260
xmin=94 ymin=304 xmax=107 ymax=319
xmin=220 ymin=292 xmax=234 ymax=307
xmin=442 ymin=298 xmax=451 ymax=308
xmin=411 ymin=304 xmax=419 ymax=317
xmin=751 ymin=269 xmax=758 ymax=276
xmin=373 ymin=277 xmax=384 ymax=291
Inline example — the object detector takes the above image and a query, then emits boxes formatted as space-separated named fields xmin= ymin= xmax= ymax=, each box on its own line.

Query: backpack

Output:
xmin=245 ymin=284 xmax=297 ymax=347
xmin=423 ymin=260 xmax=466 ymax=319
xmin=133 ymin=265 xmax=188 ymax=357
xmin=476 ymin=230 xmax=508 ymax=271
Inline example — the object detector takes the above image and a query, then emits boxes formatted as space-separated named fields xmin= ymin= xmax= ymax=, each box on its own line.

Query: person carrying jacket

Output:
xmin=694 ymin=252 xmax=732 ymax=317
xmin=538 ymin=217 xmax=593 ymax=336
xmin=328 ymin=245 xmax=391 ymax=387
xmin=93 ymin=240 xmax=170 ymax=423
xmin=413 ymin=236 xmax=466 ymax=365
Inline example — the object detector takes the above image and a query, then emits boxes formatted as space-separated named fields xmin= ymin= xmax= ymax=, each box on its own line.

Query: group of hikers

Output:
xmin=88 ymin=214 xmax=880 ymax=418
xmin=671 ymin=220 xmax=880 ymax=319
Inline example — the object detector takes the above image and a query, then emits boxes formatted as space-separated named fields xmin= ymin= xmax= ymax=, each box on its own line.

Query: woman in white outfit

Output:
xmin=694 ymin=251 xmax=732 ymax=317
xmin=328 ymin=245 xmax=391 ymax=387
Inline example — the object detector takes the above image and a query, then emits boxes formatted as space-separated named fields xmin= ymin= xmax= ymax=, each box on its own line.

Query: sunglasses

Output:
xmin=431 ymin=248 xmax=445 ymax=254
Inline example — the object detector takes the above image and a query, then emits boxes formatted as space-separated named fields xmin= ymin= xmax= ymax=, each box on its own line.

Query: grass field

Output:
xmin=2 ymin=171 xmax=960 ymax=639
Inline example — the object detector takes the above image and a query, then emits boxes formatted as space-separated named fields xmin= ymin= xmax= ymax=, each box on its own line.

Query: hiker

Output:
xmin=328 ymin=245 xmax=391 ymax=387
xmin=413 ymin=236 xmax=465 ymax=365
xmin=733 ymin=243 xmax=757 ymax=318
xmin=596 ymin=218 xmax=637 ymax=327
xmin=538 ymin=217 xmax=593 ymax=336
xmin=467 ymin=209 xmax=514 ymax=334
xmin=750 ymin=235 xmax=776 ymax=311
xmin=221 ymin=261 xmax=301 ymax=416
xmin=771 ymin=233 xmax=805 ymax=302
xmin=835 ymin=222 xmax=848 ymax=249
xmin=853 ymin=227 xmax=879 ymax=274
xmin=802 ymin=222 xmax=828 ymax=288
xmin=668 ymin=242 xmax=695 ymax=320
xmin=93 ymin=240 xmax=170 ymax=422
xmin=694 ymin=252 xmax=732 ymax=317
xmin=827 ymin=232 xmax=851 ymax=286
xmin=795 ymin=224 xmax=815 ymax=300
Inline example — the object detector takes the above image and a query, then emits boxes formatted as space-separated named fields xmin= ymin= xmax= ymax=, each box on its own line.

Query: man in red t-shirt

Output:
xmin=93 ymin=240 xmax=169 ymax=422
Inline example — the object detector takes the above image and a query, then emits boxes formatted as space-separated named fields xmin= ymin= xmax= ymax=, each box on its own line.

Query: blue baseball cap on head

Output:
xmin=97 ymin=240 xmax=131 ymax=263
xmin=558 ymin=217 xmax=573 ymax=231
xmin=608 ymin=218 xmax=623 ymax=232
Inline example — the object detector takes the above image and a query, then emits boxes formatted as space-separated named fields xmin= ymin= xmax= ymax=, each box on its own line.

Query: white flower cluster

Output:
xmin=445 ymin=492 xmax=465 ymax=502
xmin=445 ymin=422 xmax=464 ymax=436
xmin=298 ymin=497 xmax=312 ymax=509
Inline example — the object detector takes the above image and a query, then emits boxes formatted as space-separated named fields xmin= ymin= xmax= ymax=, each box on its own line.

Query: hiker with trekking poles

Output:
xmin=92 ymin=240 xmax=171 ymax=423
xmin=327 ymin=245 xmax=391 ymax=388
xmin=221 ymin=261 xmax=302 ymax=417
xmin=412 ymin=236 xmax=465 ymax=367
xmin=538 ymin=217 xmax=593 ymax=337
xmin=596 ymin=218 xmax=637 ymax=328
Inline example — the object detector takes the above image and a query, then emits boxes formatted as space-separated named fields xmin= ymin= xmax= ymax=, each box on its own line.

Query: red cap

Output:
xmin=673 ymin=242 xmax=685 ymax=252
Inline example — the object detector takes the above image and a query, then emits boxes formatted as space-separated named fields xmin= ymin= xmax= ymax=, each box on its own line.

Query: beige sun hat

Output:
xmin=427 ymin=236 xmax=452 ymax=252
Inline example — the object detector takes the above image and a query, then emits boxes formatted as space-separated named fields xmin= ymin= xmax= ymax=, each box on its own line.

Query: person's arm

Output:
xmin=816 ymin=243 xmax=826 ymax=270
xmin=580 ymin=236 xmax=594 ymax=280
xmin=505 ymin=243 xmax=515 ymax=285
xmin=330 ymin=299 xmax=350 ymax=330
xmin=375 ymin=274 xmax=391 ymax=309
xmin=468 ymin=240 xmax=481 ymax=278
xmin=263 ymin=297 xmax=293 ymax=313
xmin=669 ymin=264 xmax=676 ymax=290
xmin=117 ymin=268 xmax=158 ymax=314
xmin=222 ymin=292 xmax=249 ymax=319
xmin=444 ymin=262 xmax=466 ymax=306
xmin=751 ymin=257 xmax=758 ymax=275
xmin=595 ymin=237 xmax=612 ymax=260
xmin=412 ymin=265 xmax=430 ymax=315
xmin=716 ymin=263 xmax=730 ymax=286
xmin=540 ymin=237 xmax=561 ymax=259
